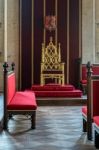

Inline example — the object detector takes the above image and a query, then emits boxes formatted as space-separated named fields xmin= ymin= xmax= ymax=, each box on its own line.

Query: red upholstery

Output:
xmin=82 ymin=66 xmax=87 ymax=80
xmin=93 ymin=81 xmax=99 ymax=116
xmin=82 ymin=65 xmax=99 ymax=81
xmin=80 ymin=80 xmax=87 ymax=84
xmin=81 ymin=65 xmax=99 ymax=95
xmin=31 ymin=84 xmax=82 ymax=98
xmin=82 ymin=79 xmax=99 ymax=130
xmin=82 ymin=81 xmax=99 ymax=117
xmin=82 ymin=106 xmax=87 ymax=116
xmin=92 ymin=67 xmax=99 ymax=75
xmin=34 ymin=90 xmax=82 ymax=97
xmin=7 ymin=73 xmax=37 ymax=110
xmin=3 ymin=63 xmax=37 ymax=130
xmin=93 ymin=116 xmax=99 ymax=126
xmin=7 ymin=73 xmax=16 ymax=104
xmin=7 ymin=91 xmax=37 ymax=110
xmin=31 ymin=84 xmax=75 ymax=91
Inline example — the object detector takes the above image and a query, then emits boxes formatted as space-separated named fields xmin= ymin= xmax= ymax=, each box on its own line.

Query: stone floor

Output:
xmin=0 ymin=95 xmax=97 ymax=150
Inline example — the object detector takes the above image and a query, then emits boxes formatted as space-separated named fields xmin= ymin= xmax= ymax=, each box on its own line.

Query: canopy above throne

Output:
xmin=40 ymin=37 xmax=65 ymax=85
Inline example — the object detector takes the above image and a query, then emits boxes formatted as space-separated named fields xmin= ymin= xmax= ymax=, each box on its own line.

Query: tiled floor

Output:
xmin=0 ymin=95 xmax=97 ymax=150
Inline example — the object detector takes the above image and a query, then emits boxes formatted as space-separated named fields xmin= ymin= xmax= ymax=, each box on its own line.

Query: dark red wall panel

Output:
xmin=45 ymin=0 xmax=55 ymax=46
xmin=20 ymin=0 xmax=81 ymax=89
xmin=46 ymin=0 xmax=55 ymax=15
xmin=21 ymin=0 xmax=32 ymax=90
xmin=69 ymin=0 xmax=80 ymax=87
xmin=34 ymin=0 xmax=43 ymax=84
xmin=58 ymin=0 xmax=67 ymax=83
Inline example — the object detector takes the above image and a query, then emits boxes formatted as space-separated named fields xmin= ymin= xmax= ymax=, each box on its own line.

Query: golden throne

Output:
xmin=40 ymin=37 xmax=65 ymax=85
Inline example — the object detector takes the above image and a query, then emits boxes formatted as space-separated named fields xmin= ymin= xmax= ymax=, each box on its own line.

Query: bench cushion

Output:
xmin=7 ymin=91 xmax=37 ymax=110
xmin=93 ymin=116 xmax=99 ymax=126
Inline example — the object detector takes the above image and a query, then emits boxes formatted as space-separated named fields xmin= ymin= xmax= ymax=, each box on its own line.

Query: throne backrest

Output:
xmin=41 ymin=37 xmax=62 ymax=71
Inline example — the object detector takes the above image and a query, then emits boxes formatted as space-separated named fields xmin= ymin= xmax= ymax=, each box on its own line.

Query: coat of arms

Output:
xmin=45 ymin=16 xmax=56 ymax=31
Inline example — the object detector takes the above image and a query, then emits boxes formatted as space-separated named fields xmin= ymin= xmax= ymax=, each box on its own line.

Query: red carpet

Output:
xmin=31 ymin=84 xmax=82 ymax=98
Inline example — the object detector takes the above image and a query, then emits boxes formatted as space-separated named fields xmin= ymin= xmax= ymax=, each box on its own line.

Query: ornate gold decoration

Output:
xmin=40 ymin=37 xmax=65 ymax=85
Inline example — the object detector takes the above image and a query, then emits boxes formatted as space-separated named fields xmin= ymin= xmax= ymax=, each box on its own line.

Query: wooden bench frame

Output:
xmin=80 ymin=63 xmax=99 ymax=94
xmin=82 ymin=62 xmax=99 ymax=141
xmin=3 ymin=62 xmax=37 ymax=130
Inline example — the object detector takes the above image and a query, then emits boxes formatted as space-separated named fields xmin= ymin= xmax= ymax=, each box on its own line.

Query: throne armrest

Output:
xmin=59 ymin=62 xmax=65 ymax=72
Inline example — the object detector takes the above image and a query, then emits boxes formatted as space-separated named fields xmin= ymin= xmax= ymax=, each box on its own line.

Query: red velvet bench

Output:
xmin=93 ymin=116 xmax=99 ymax=148
xmin=80 ymin=63 xmax=99 ymax=94
xmin=31 ymin=84 xmax=82 ymax=98
xmin=3 ymin=62 xmax=37 ymax=130
xmin=82 ymin=62 xmax=99 ymax=141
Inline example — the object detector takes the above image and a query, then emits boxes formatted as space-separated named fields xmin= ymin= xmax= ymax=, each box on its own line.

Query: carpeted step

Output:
xmin=34 ymin=90 xmax=82 ymax=97
xmin=31 ymin=84 xmax=75 ymax=91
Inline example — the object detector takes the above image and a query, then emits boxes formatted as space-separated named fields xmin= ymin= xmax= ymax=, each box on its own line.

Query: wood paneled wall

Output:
xmin=20 ymin=0 xmax=81 ymax=90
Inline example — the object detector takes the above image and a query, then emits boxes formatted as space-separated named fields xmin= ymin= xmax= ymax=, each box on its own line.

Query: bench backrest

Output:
xmin=82 ymin=65 xmax=87 ymax=80
xmin=86 ymin=62 xmax=99 ymax=139
xmin=7 ymin=72 xmax=16 ymax=104
xmin=82 ymin=64 xmax=99 ymax=80
xmin=91 ymin=77 xmax=99 ymax=116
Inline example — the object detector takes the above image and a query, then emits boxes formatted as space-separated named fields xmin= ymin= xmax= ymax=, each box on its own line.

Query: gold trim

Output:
xmin=31 ymin=0 xmax=34 ymax=84
xmin=55 ymin=0 xmax=57 ymax=45
xmin=67 ymin=0 xmax=69 ymax=84
xmin=43 ymin=0 xmax=46 ymax=44
xmin=19 ymin=0 xmax=22 ymax=89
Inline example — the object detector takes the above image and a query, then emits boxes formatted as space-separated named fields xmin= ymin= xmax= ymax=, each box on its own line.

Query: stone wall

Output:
xmin=95 ymin=0 xmax=99 ymax=63
xmin=82 ymin=0 xmax=99 ymax=64
xmin=82 ymin=0 xmax=95 ymax=64
xmin=0 ymin=0 xmax=19 ymax=91
xmin=7 ymin=0 xmax=19 ymax=89
xmin=0 ymin=0 xmax=4 ymax=91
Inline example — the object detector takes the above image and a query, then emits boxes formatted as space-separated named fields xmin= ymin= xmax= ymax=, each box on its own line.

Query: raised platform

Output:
xmin=31 ymin=84 xmax=85 ymax=106
xmin=31 ymin=84 xmax=82 ymax=98
xmin=36 ymin=95 xmax=87 ymax=106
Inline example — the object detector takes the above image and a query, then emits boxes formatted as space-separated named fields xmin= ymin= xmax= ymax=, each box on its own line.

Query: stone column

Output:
xmin=82 ymin=0 xmax=95 ymax=64
xmin=95 ymin=0 xmax=99 ymax=63
xmin=4 ymin=0 xmax=7 ymax=61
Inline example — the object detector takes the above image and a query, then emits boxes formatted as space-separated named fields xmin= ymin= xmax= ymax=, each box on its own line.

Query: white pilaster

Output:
xmin=93 ymin=0 xmax=95 ymax=63
xmin=4 ymin=0 xmax=7 ymax=61
xmin=82 ymin=0 xmax=95 ymax=64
